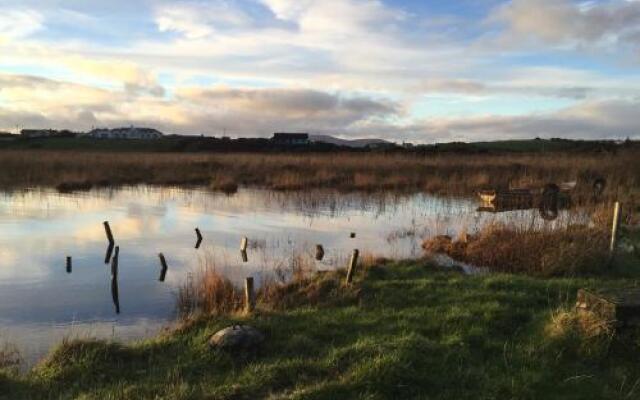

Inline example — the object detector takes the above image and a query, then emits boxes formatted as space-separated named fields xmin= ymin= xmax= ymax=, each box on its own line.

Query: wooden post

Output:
xmin=110 ymin=246 xmax=120 ymax=314
xmin=240 ymin=237 xmax=248 ymax=252
xmin=104 ymin=243 xmax=114 ymax=264
xmin=103 ymin=221 xmax=115 ymax=245
xmin=315 ymin=244 xmax=325 ymax=261
xmin=195 ymin=228 xmax=203 ymax=249
xmin=244 ymin=277 xmax=255 ymax=313
xmin=240 ymin=250 xmax=248 ymax=263
xmin=111 ymin=246 xmax=119 ymax=278
xmin=346 ymin=249 xmax=359 ymax=284
xmin=66 ymin=256 xmax=72 ymax=274
xmin=350 ymin=232 xmax=356 ymax=238
xmin=158 ymin=253 xmax=169 ymax=282
xmin=609 ymin=202 xmax=621 ymax=266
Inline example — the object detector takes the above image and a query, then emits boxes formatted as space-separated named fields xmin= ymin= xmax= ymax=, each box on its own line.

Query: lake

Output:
xmin=0 ymin=186 xmax=575 ymax=365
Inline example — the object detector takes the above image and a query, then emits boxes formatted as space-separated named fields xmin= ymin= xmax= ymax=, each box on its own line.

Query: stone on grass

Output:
xmin=208 ymin=325 xmax=264 ymax=351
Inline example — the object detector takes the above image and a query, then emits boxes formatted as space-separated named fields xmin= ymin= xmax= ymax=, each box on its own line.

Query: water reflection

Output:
xmin=0 ymin=185 xmax=582 ymax=365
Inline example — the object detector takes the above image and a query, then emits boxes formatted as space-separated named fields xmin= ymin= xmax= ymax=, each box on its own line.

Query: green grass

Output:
xmin=2 ymin=261 xmax=640 ymax=399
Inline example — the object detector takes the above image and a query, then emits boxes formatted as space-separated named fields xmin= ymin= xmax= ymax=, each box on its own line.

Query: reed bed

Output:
xmin=177 ymin=250 xmax=372 ymax=317
xmin=1 ymin=150 xmax=638 ymax=204
xmin=423 ymin=205 xmax=613 ymax=276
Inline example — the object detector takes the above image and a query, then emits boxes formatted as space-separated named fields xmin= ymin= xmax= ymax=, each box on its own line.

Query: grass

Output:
xmin=2 ymin=260 xmax=640 ymax=399
xmin=0 ymin=150 xmax=639 ymax=204
xmin=422 ymin=203 xmax=640 ymax=277
xmin=423 ymin=222 xmax=610 ymax=277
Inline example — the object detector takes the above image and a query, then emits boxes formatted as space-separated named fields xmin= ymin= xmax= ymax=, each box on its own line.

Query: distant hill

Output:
xmin=309 ymin=134 xmax=393 ymax=148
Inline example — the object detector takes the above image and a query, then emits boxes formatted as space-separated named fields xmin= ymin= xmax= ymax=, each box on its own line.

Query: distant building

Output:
xmin=21 ymin=129 xmax=57 ymax=138
xmin=20 ymin=129 xmax=77 ymax=138
xmin=0 ymin=131 xmax=15 ymax=141
xmin=272 ymin=133 xmax=309 ymax=146
xmin=85 ymin=127 xmax=163 ymax=140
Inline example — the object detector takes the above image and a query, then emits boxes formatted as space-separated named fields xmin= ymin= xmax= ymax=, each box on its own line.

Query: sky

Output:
xmin=1 ymin=0 xmax=640 ymax=142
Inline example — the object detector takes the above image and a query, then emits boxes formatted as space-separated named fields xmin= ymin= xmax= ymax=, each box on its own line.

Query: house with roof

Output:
xmin=85 ymin=127 xmax=163 ymax=140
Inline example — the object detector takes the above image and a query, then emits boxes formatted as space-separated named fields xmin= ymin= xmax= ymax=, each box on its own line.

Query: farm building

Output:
xmin=272 ymin=133 xmax=309 ymax=146
xmin=20 ymin=129 xmax=77 ymax=138
xmin=85 ymin=127 xmax=163 ymax=140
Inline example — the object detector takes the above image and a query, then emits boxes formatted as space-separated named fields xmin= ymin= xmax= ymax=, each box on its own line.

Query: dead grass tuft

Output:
xmin=423 ymin=221 xmax=609 ymax=276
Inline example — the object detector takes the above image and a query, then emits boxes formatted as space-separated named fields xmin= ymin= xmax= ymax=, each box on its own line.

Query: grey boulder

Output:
xmin=209 ymin=325 xmax=265 ymax=351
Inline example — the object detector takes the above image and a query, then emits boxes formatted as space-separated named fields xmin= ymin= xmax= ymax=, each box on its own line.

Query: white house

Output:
xmin=85 ymin=127 xmax=163 ymax=140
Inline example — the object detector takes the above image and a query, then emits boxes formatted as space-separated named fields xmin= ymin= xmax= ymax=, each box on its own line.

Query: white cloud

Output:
xmin=392 ymin=98 xmax=640 ymax=142
xmin=492 ymin=0 xmax=640 ymax=48
xmin=155 ymin=1 xmax=254 ymax=39
xmin=0 ymin=9 xmax=43 ymax=41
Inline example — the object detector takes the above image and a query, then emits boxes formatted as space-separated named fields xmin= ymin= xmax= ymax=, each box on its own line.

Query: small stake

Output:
xmin=111 ymin=246 xmax=119 ymax=279
xmin=104 ymin=243 xmax=114 ymax=264
xmin=609 ymin=201 xmax=621 ymax=267
xmin=158 ymin=253 xmax=169 ymax=282
xmin=66 ymin=256 xmax=72 ymax=274
xmin=110 ymin=246 xmax=120 ymax=314
xmin=240 ymin=249 xmax=248 ymax=263
xmin=315 ymin=244 xmax=325 ymax=261
xmin=244 ymin=277 xmax=255 ymax=313
xmin=103 ymin=221 xmax=115 ymax=245
xmin=240 ymin=237 xmax=248 ymax=252
xmin=346 ymin=249 xmax=359 ymax=284
xmin=195 ymin=228 xmax=203 ymax=249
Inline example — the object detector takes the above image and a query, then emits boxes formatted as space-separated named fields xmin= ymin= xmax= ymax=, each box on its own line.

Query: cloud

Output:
xmin=393 ymin=98 xmax=640 ymax=142
xmin=416 ymin=78 xmax=590 ymax=99
xmin=0 ymin=9 xmax=43 ymax=41
xmin=65 ymin=57 xmax=165 ymax=96
xmin=177 ymin=86 xmax=397 ymax=118
xmin=492 ymin=0 xmax=640 ymax=48
xmin=0 ymin=73 xmax=398 ymax=135
xmin=155 ymin=1 xmax=254 ymax=39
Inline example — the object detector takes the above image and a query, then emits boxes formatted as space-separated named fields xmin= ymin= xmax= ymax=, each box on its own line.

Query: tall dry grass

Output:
xmin=423 ymin=205 xmax=612 ymax=276
xmin=1 ymin=150 xmax=638 ymax=203
xmin=176 ymin=250 xmax=367 ymax=317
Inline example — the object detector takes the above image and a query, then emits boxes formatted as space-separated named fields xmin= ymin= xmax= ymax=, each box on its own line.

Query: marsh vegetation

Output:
xmin=1 ymin=150 xmax=638 ymax=204
xmin=1 ymin=149 xmax=640 ymax=399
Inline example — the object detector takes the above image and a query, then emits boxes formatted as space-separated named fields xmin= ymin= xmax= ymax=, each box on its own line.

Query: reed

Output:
xmin=423 ymin=206 xmax=612 ymax=276
xmin=1 ymin=150 xmax=638 ymax=204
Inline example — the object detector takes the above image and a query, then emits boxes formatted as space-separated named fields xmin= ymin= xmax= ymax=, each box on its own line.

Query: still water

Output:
xmin=0 ymin=186 xmax=572 ymax=364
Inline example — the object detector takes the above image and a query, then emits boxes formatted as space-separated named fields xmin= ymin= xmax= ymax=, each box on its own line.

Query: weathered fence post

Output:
xmin=103 ymin=221 xmax=115 ymax=245
xmin=244 ymin=277 xmax=255 ymax=313
xmin=609 ymin=201 xmax=621 ymax=266
xmin=111 ymin=246 xmax=120 ymax=314
xmin=111 ymin=246 xmax=119 ymax=278
xmin=315 ymin=244 xmax=325 ymax=261
xmin=346 ymin=249 xmax=359 ymax=284
xmin=240 ymin=237 xmax=248 ymax=252
xmin=195 ymin=228 xmax=203 ymax=249
xmin=104 ymin=243 xmax=114 ymax=264
xmin=66 ymin=256 xmax=72 ymax=274
xmin=240 ymin=250 xmax=248 ymax=263
xmin=158 ymin=253 xmax=169 ymax=282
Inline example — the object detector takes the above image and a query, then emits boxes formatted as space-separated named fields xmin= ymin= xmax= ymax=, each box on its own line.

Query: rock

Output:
xmin=209 ymin=325 xmax=264 ymax=351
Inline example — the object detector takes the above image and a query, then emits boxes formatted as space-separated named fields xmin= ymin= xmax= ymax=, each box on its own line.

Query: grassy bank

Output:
xmin=1 ymin=150 xmax=639 ymax=203
xmin=2 ymin=260 xmax=640 ymax=399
